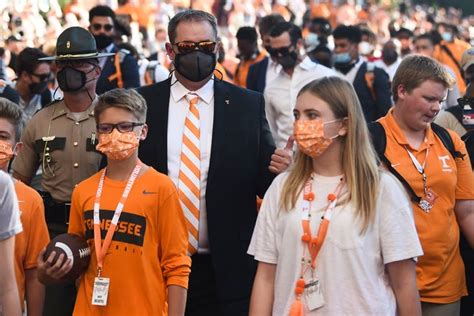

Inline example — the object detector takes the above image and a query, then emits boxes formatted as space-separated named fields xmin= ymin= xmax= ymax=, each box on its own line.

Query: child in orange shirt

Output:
xmin=0 ymin=98 xmax=50 ymax=315
xmin=38 ymin=88 xmax=191 ymax=315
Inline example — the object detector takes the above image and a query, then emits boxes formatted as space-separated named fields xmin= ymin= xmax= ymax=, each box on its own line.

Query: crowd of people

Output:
xmin=0 ymin=1 xmax=473 ymax=316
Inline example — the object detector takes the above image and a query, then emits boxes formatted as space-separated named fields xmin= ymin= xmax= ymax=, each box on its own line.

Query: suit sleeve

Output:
xmin=374 ymin=67 xmax=393 ymax=118
xmin=122 ymin=54 xmax=140 ymax=89
xmin=256 ymin=93 xmax=277 ymax=198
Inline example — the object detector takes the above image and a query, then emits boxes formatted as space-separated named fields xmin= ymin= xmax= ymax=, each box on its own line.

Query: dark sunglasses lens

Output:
xmin=199 ymin=42 xmax=216 ymax=53
xmin=92 ymin=24 xmax=101 ymax=31
xmin=176 ymin=42 xmax=196 ymax=54
xmin=104 ymin=24 xmax=113 ymax=31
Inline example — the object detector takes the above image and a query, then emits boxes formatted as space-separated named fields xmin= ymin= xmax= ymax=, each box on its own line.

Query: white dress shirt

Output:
xmin=337 ymin=58 xmax=364 ymax=84
xmin=168 ymin=73 xmax=214 ymax=254
xmin=374 ymin=58 xmax=401 ymax=82
xmin=264 ymin=56 xmax=339 ymax=148
xmin=265 ymin=57 xmax=282 ymax=88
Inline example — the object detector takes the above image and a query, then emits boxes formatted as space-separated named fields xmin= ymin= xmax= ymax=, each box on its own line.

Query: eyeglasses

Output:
xmin=31 ymin=73 xmax=51 ymax=81
xmin=91 ymin=23 xmax=114 ymax=32
xmin=269 ymin=45 xmax=295 ymax=57
xmin=96 ymin=122 xmax=144 ymax=134
xmin=173 ymin=41 xmax=217 ymax=54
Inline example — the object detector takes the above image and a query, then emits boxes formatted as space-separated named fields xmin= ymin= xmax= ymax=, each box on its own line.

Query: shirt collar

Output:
xmin=170 ymin=73 xmax=214 ymax=105
xmin=384 ymin=108 xmax=435 ymax=151
xmin=52 ymin=98 xmax=96 ymax=121
xmin=298 ymin=55 xmax=319 ymax=71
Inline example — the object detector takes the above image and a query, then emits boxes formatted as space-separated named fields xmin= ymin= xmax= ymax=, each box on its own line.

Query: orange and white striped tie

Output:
xmin=178 ymin=95 xmax=201 ymax=255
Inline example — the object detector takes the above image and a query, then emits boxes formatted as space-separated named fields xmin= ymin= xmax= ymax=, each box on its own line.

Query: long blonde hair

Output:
xmin=280 ymin=76 xmax=380 ymax=232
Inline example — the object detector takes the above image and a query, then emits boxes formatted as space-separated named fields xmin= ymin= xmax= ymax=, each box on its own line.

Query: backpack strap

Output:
xmin=431 ymin=122 xmax=465 ymax=160
xmin=440 ymin=44 xmax=463 ymax=75
xmin=368 ymin=121 xmax=421 ymax=203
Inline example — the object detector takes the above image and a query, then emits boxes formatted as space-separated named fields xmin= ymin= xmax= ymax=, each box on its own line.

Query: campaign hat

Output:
xmin=39 ymin=26 xmax=114 ymax=61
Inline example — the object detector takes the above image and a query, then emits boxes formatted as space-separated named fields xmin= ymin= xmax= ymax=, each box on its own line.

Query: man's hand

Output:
xmin=37 ymin=248 xmax=73 ymax=284
xmin=268 ymin=136 xmax=294 ymax=174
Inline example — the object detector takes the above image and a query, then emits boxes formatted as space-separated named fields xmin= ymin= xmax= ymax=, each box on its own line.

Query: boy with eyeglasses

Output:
xmin=38 ymin=88 xmax=191 ymax=315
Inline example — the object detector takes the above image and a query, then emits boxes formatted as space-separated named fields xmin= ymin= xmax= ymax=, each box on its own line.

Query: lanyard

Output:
xmin=300 ymin=175 xmax=345 ymax=272
xmin=93 ymin=163 xmax=142 ymax=277
xmin=405 ymin=147 xmax=429 ymax=193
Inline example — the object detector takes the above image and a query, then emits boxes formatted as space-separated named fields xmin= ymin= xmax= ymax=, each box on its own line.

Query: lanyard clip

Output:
xmin=97 ymin=267 xmax=102 ymax=278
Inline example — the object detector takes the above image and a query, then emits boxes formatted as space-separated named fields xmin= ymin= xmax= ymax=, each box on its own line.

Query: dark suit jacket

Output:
xmin=96 ymin=45 xmax=140 ymax=95
xmin=353 ymin=62 xmax=392 ymax=122
xmin=137 ymin=78 xmax=276 ymax=301
xmin=246 ymin=56 xmax=269 ymax=94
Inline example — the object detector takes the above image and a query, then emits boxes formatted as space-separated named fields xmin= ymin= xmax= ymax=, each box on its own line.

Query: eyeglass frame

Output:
xmin=91 ymin=23 xmax=114 ymax=32
xmin=96 ymin=122 xmax=144 ymax=134
xmin=172 ymin=40 xmax=217 ymax=54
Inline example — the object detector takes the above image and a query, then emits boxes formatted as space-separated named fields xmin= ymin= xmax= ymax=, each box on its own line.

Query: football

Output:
xmin=43 ymin=233 xmax=91 ymax=282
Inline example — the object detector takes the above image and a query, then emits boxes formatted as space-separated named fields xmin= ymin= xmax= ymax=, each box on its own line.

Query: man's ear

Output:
xmin=165 ymin=43 xmax=175 ymax=60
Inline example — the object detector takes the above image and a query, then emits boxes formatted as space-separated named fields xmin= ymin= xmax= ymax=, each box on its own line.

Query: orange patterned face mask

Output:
xmin=293 ymin=119 xmax=341 ymax=158
xmin=96 ymin=129 xmax=140 ymax=161
xmin=0 ymin=140 xmax=14 ymax=168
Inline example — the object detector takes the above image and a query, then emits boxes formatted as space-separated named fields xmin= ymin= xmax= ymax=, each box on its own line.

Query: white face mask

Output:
xmin=359 ymin=41 xmax=374 ymax=56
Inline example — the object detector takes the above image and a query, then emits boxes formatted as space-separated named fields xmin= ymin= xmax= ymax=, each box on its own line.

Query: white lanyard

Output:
xmin=405 ymin=147 xmax=430 ymax=193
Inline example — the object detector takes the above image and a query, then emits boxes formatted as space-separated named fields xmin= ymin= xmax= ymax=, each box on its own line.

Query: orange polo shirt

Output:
xmin=379 ymin=110 xmax=474 ymax=303
xmin=234 ymin=51 xmax=266 ymax=88
xmin=14 ymin=180 xmax=50 ymax=309
xmin=68 ymin=167 xmax=191 ymax=315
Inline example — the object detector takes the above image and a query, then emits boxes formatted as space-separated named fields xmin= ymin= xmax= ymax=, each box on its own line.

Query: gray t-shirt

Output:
xmin=0 ymin=171 xmax=22 ymax=240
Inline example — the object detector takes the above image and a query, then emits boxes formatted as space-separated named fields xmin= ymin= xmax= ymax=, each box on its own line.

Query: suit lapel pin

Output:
xmin=225 ymin=99 xmax=230 ymax=105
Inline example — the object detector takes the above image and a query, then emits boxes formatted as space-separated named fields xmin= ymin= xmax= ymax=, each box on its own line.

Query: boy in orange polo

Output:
xmin=0 ymin=98 xmax=50 ymax=315
xmin=39 ymin=88 xmax=191 ymax=315
xmin=377 ymin=55 xmax=474 ymax=315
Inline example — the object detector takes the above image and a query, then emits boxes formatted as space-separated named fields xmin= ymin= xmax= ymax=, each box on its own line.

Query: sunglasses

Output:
xmin=173 ymin=41 xmax=217 ymax=54
xmin=31 ymin=72 xmax=51 ymax=81
xmin=269 ymin=45 xmax=295 ymax=57
xmin=91 ymin=23 xmax=114 ymax=32
xmin=458 ymin=97 xmax=474 ymax=107
xmin=96 ymin=122 xmax=144 ymax=134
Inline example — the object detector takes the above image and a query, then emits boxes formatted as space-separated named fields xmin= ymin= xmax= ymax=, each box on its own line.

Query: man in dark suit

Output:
xmin=246 ymin=14 xmax=285 ymax=93
xmin=137 ymin=10 xmax=284 ymax=316
xmin=333 ymin=25 xmax=392 ymax=122
xmin=88 ymin=5 xmax=140 ymax=94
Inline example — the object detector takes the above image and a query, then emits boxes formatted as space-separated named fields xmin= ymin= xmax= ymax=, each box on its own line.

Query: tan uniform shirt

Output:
xmin=12 ymin=100 xmax=102 ymax=202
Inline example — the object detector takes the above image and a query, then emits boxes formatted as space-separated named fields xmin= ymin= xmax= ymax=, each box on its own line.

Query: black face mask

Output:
xmin=29 ymin=81 xmax=48 ymax=95
xmin=57 ymin=66 xmax=95 ymax=92
xmin=94 ymin=34 xmax=113 ymax=50
xmin=277 ymin=51 xmax=298 ymax=70
xmin=334 ymin=60 xmax=357 ymax=74
xmin=382 ymin=50 xmax=398 ymax=65
xmin=174 ymin=50 xmax=217 ymax=82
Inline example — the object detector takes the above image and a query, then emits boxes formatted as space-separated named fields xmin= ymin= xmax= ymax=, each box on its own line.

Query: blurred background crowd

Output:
xmin=0 ymin=0 xmax=473 ymax=88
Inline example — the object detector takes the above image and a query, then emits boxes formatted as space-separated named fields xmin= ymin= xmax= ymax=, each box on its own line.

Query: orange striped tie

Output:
xmin=178 ymin=95 xmax=201 ymax=255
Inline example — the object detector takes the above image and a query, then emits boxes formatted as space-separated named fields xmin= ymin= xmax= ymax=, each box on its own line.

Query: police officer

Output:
xmin=88 ymin=5 xmax=140 ymax=94
xmin=12 ymin=26 xmax=113 ymax=316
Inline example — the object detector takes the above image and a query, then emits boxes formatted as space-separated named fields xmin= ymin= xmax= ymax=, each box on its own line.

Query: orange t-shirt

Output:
xmin=68 ymin=167 xmax=191 ymax=315
xmin=433 ymin=39 xmax=471 ymax=95
xmin=379 ymin=110 xmax=474 ymax=303
xmin=234 ymin=51 xmax=266 ymax=88
xmin=14 ymin=180 xmax=50 ymax=309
